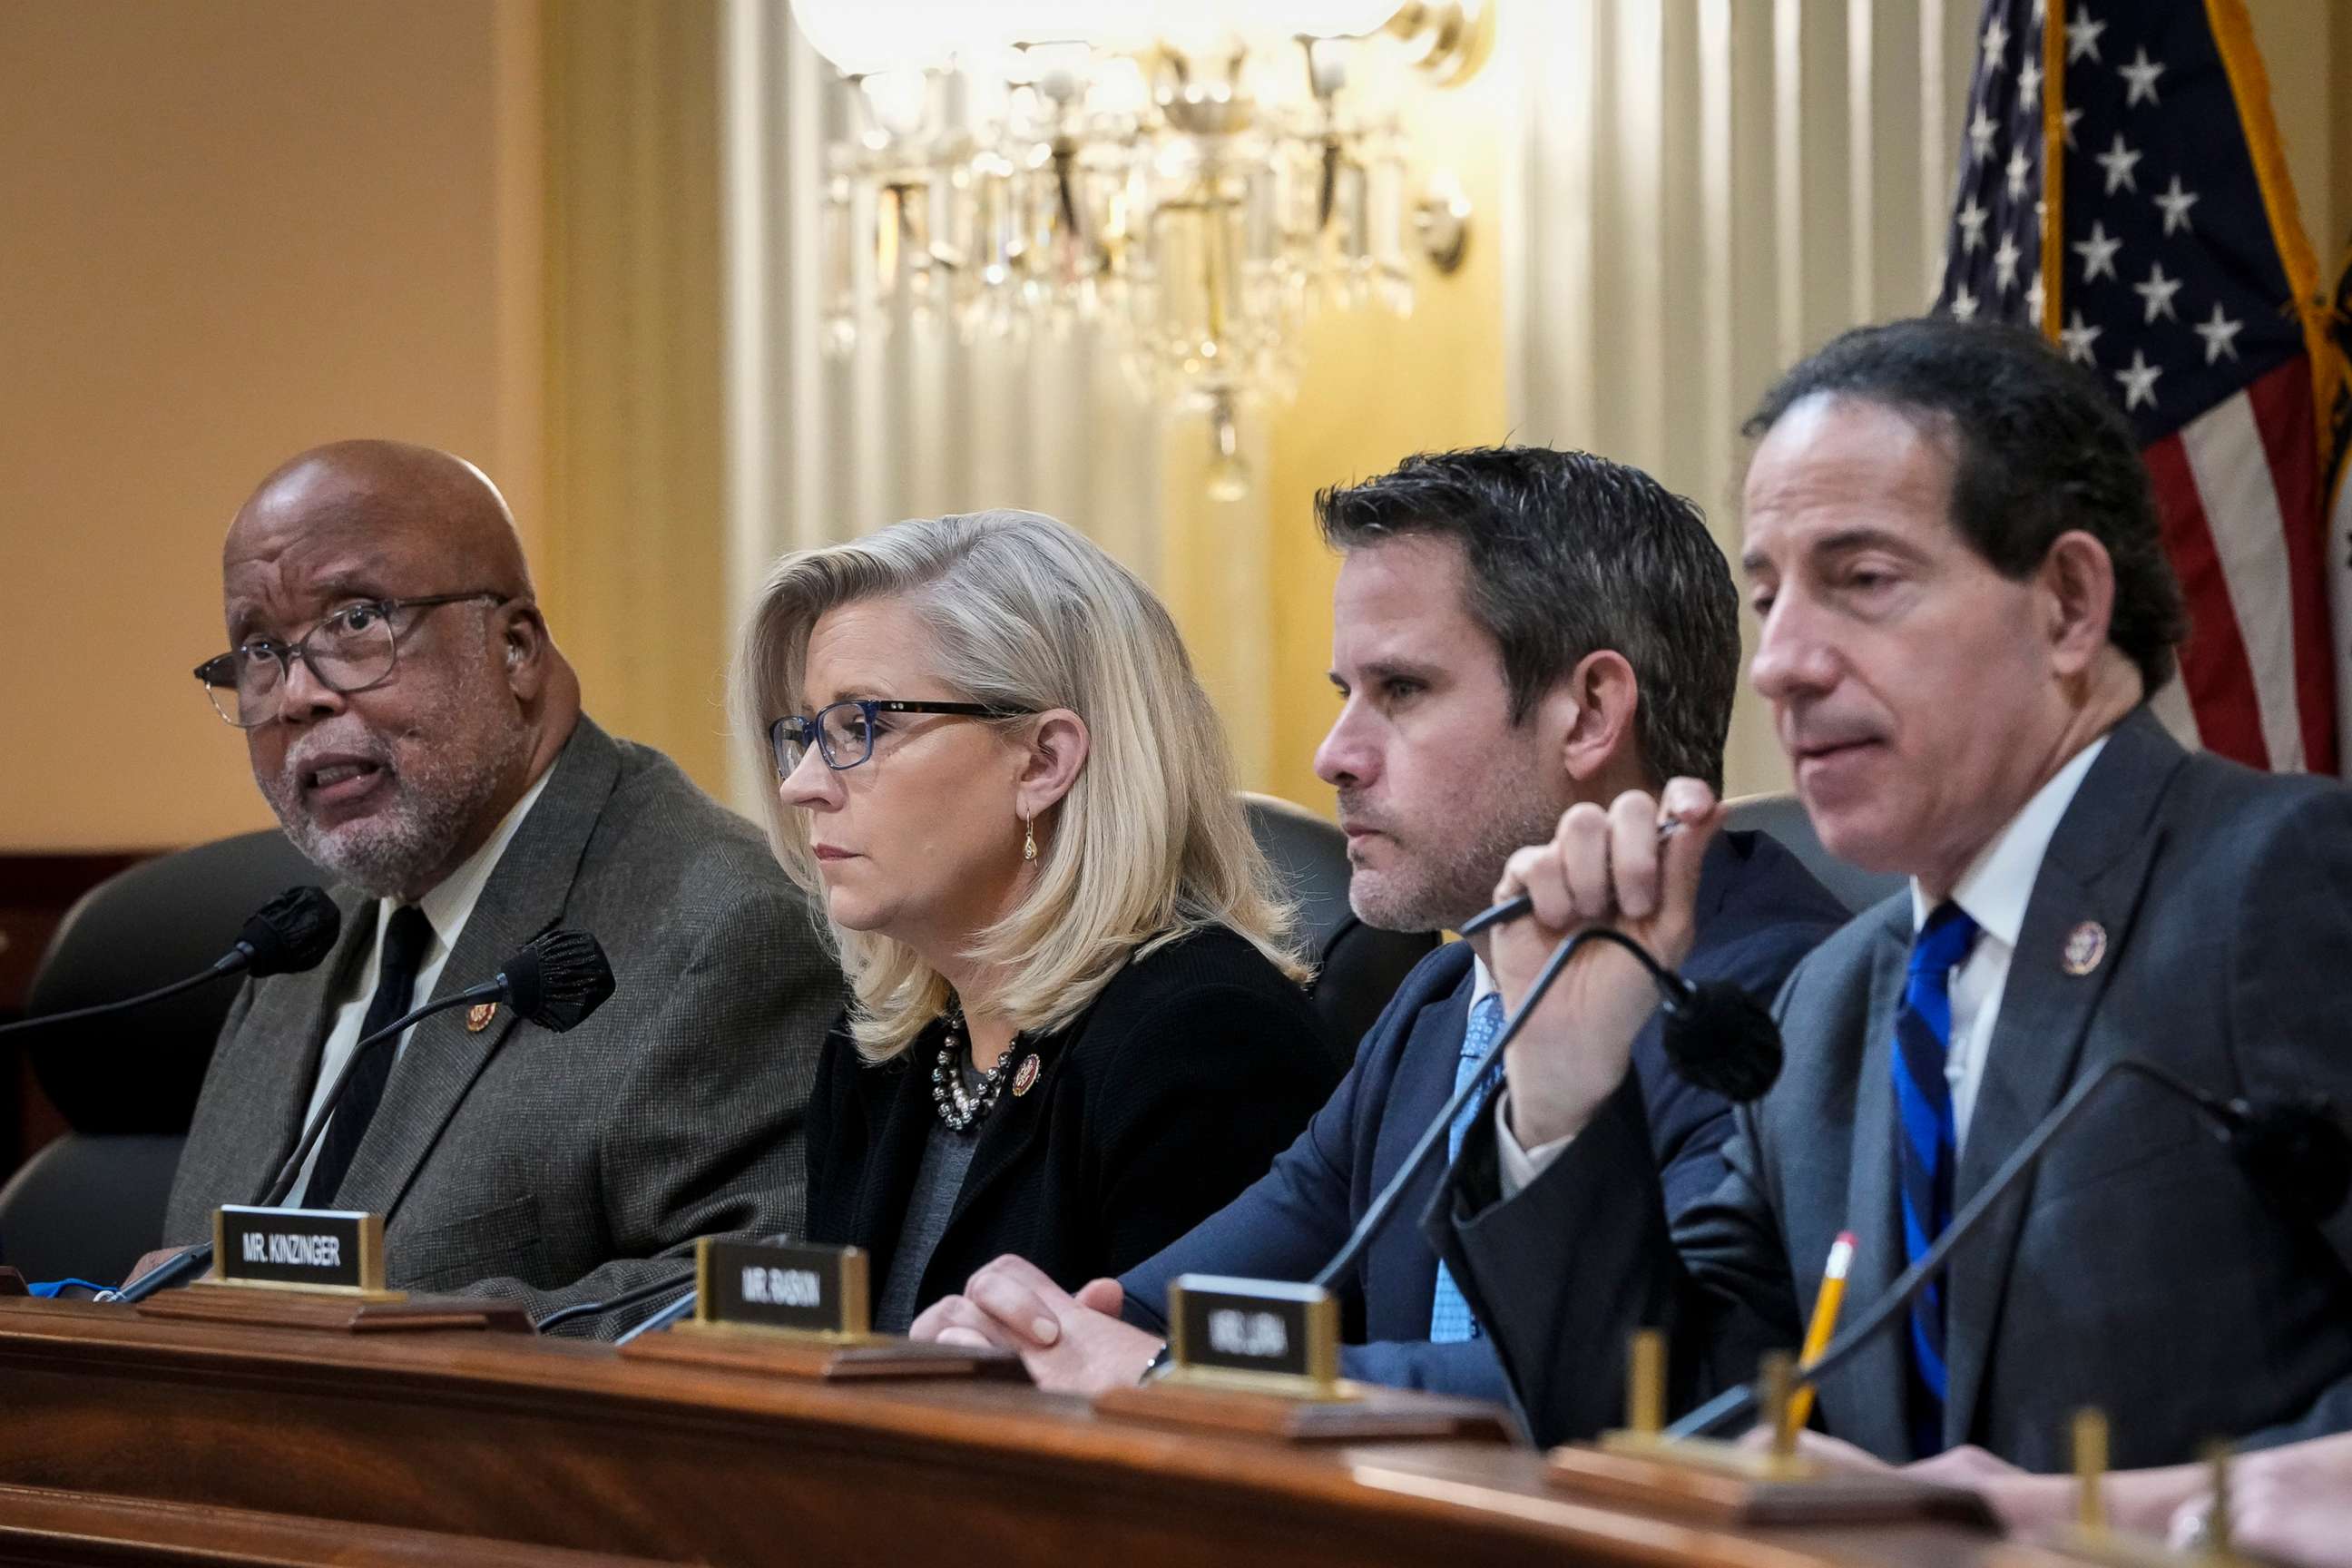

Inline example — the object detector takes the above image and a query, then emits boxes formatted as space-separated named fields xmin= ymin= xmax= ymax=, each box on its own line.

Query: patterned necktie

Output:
xmin=306 ymin=904 xmax=435 ymax=1206
xmin=1429 ymin=991 xmax=1507 ymax=1344
xmin=1893 ymin=899 xmax=1980 ymax=1456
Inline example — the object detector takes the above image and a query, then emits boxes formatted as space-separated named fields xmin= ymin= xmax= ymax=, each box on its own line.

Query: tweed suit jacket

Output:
xmin=163 ymin=717 xmax=841 ymax=1335
xmin=1438 ymin=707 xmax=2352 ymax=1464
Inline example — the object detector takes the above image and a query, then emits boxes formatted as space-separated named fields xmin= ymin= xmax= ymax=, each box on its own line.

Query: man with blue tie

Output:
xmin=1442 ymin=318 xmax=2352 ymax=1472
xmin=909 ymin=446 xmax=1847 ymax=1408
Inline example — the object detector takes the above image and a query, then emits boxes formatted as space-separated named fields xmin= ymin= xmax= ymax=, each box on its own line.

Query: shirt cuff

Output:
xmin=1495 ymin=1089 xmax=1576 ymax=1198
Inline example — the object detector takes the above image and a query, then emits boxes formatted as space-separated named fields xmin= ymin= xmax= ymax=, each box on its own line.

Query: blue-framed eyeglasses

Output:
xmin=769 ymin=699 xmax=1033 ymax=777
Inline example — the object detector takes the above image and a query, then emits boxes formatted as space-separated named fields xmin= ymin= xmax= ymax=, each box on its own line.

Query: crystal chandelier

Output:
xmin=791 ymin=0 xmax=1490 ymax=496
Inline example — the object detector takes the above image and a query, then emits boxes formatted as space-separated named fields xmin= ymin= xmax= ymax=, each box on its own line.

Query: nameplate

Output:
xmin=695 ymin=1238 xmax=870 ymax=1341
xmin=210 ymin=1206 xmax=386 ymax=1295
xmin=1166 ymin=1275 xmax=1339 ymax=1394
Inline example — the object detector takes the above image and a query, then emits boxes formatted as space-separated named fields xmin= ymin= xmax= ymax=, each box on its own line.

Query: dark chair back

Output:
xmin=0 ymin=1133 xmax=185 ymax=1284
xmin=1242 ymin=793 xmax=1436 ymax=1067
xmin=24 ymin=828 xmax=321 ymax=1133
xmin=1722 ymin=791 xmax=1906 ymax=916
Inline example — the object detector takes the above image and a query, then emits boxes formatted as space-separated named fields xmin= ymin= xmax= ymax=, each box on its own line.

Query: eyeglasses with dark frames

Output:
xmin=192 ymin=591 xmax=513 ymax=729
xmin=769 ymin=699 xmax=1034 ymax=776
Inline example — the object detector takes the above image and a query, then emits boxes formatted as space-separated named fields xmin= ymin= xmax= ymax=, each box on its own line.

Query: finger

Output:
xmin=965 ymin=1264 xmax=1075 ymax=1348
xmin=1657 ymin=779 xmax=1723 ymax=917
xmin=1558 ymin=801 xmax=1612 ymax=920
xmin=1503 ymin=841 xmax=1577 ymax=932
xmin=936 ymin=1327 xmax=996 ymax=1350
xmin=908 ymin=1294 xmax=1019 ymax=1350
xmin=1609 ymin=791 xmax=1661 ymax=919
xmin=1494 ymin=843 xmax=1544 ymax=913
xmin=1073 ymin=1277 xmax=1126 ymax=1316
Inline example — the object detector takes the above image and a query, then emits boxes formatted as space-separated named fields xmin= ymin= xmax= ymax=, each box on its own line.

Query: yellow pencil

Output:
xmin=1780 ymin=1230 xmax=1856 ymax=1442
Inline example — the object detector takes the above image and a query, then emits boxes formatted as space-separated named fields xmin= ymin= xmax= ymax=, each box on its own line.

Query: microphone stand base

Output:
xmin=133 ymin=1281 xmax=534 ymax=1335
xmin=618 ymin=1322 xmax=1030 ymax=1382
xmin=1094 ymin=1377 xmax=1516 ymax=1446
xmin=1545 ymin=1436 xmax=1998 ymax=1527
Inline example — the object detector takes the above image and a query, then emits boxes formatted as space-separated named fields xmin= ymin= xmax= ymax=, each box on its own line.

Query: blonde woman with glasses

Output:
xmin=738 ymin=510 xmax=1341 ymax=1333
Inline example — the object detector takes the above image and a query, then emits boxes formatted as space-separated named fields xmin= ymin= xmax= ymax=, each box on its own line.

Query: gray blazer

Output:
xmin=164 ymin=717 xmax=840 ymax=1336
xmin=1438 ymin=706 xmax=2352 ymax=1465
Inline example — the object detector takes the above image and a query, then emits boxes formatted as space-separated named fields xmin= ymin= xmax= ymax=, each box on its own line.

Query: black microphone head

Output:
xmin=1660 ymin=980 xmax=1784 ymax=1102
xmin=2223 ymin=1093 xmax=2352 ymax=1224
xmin=499 ymin=928 xmax=617 ymax=1033
xmin=236 ymin=887 xmax=342 ymax=977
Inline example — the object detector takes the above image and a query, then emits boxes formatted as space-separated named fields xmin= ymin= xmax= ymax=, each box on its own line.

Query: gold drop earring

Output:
xmin=1023 ymin=811 xmax=1037 ymax=861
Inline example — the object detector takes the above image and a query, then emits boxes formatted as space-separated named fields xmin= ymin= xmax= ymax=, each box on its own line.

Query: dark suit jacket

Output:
xmin=164 ymin=717 xmax=841 ymax=1336
xmin=1122 ymin=830 xmax=1847 ymax=1406
xmin=1440 ymin=709 xmax=2352 ymax=1464
xmin=802 ymin=926 xmax=1341 ymax=1318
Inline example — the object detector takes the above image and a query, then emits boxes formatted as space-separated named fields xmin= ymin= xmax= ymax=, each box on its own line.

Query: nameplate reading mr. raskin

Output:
xmin=699 ymin=1239 xmax=870 ymax=1338
xmin=214 ymin=1206 xmax=371 ymax=1291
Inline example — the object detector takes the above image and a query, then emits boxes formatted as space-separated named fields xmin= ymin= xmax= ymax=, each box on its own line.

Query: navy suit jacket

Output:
xmin=1118 ymin=828 xmax=1847 ymax=1406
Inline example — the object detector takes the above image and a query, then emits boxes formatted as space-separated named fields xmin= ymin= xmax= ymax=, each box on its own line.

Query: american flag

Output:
xmin=1936 ymin=0 xmax=2348 ymax=775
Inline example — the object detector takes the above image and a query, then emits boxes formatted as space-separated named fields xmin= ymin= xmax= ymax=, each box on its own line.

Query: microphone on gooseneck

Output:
xmin=0 ymin=887 xmax=342 ymax=1040
xmin=1662 ymin=1056 xmax=2352 ymax=1439
xmin=1308 ymin=916 xmax=1786 ymax=1295
xmin=112 ymin=927 xmax=618 ymax=1305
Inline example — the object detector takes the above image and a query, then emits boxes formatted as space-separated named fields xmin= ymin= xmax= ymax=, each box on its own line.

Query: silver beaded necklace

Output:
xmin=932 ymin=1007 xmax=1018 ymax=1134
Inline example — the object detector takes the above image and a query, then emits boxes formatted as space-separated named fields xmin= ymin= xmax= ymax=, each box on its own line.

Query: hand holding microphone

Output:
xmin=1472 ymin=779 xmax=1725 ymax=1150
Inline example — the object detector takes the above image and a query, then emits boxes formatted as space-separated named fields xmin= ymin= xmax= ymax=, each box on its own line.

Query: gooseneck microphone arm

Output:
xmin=0 ymin=887 xmax=342 ymax=1040
xmin=112 ymin=985 xmax=500 ymax=1305
xmin=113 ymin=927 xmax=616 ymax=1306
xmin=1312 ymin=926 xmax=1675 ymax=1292
xmin=534 ymin=1268 xmax=697 ymax=1335
xmin=1663 ymin=1055 xmax=2352 ymax=1439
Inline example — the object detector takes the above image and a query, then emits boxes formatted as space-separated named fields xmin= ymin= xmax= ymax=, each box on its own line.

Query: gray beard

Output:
xmin=262 ymin=729 xmax=524 ymax=900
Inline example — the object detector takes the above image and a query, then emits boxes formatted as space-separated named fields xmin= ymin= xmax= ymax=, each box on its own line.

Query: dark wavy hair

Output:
xmin=1744 ymin=316 xmax=2187 ymax=694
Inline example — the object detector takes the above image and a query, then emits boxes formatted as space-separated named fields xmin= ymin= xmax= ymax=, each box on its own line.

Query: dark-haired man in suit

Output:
xmin=907 ymin=446 xmax=1848 ymax=1408
xmin=152 ymin=440 xmax=838 ymax=1334
xmin=1445 ymin=318 xmax=2352 ymax=1475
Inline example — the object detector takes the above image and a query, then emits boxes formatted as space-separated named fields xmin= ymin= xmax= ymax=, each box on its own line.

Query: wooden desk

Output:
xmin=0 ymin=1297 xmax=1998 ymax=1567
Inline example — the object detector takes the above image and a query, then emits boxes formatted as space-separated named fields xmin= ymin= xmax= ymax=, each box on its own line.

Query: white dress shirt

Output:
xmin=1910 ymin=735 xmax=2103 ymax=1152
xmin=1494 ymin=733 xmax=2110 ymax=1192
xmin=286 ymin=769 xmax=552 ymax=1205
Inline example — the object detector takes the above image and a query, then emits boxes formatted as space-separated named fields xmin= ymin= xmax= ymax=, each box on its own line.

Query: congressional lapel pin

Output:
xmin=466 ymin=1001 xmax=499 ymax=1034
xmin=1012 ymin=1054 xmax=1042 ymax=1097
xmin=2061 ymin=921 xmax=2107 ymax=977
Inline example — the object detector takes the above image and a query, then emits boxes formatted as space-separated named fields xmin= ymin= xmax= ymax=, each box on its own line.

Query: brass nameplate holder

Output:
xmin=1544 ymin=1332 xmax=1996 ymax=1526
xmin=131 ymin=1206 xmax=534 ymax=1334
xmin=211 ymin=1205 xmax=394 ymax=1297
xmin=618 ymin=1239 xmax=1025 ymax=1382
xmin=1989 ymin=1420 xmax=2254 ymax=1568
xmin=1093 ymin=1276 xmax=1514 ymax=1444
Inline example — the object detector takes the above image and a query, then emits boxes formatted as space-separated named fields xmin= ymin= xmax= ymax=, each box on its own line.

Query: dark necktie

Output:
xmin=1893 ymin=899 xmax=1980 ymax=1457
xmin=307 ymin=904 xmax=435 ymax=1207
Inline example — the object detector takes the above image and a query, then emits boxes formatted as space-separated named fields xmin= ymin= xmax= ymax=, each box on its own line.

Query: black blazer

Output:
xmin=802 ymin=926 xmax=1342 ymax=1319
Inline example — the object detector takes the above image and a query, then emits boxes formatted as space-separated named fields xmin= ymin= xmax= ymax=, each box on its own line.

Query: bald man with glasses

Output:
xmin=150 ymin=440 xmax=838 ymax=1335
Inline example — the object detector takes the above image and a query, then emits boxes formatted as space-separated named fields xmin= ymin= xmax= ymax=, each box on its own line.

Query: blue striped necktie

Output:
xmin=1429 ymin=992 xmax=1506 ymax=1344
xmin=1893 ymin=900 xmax=1980 ymax=1456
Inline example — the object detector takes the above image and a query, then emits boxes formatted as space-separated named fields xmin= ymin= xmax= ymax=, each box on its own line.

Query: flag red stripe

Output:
xmin=2243 ymin=356 xmax=2339 ymax=772
xmin=2145 ymin=432 xmax=2271 ymax=769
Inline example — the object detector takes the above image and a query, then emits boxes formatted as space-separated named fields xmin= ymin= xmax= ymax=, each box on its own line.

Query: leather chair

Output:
xmin=1242 ymin=793 xmax=1436 ymax=1068
xmin=1723 ymin=791 xmax=1906 ymax=916
xmin=0 ymin=828 xmax=318 ymax=1282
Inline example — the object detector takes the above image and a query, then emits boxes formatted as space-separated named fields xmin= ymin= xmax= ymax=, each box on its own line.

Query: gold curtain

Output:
xmin=540 ymin=0 xmax=732 ymax=796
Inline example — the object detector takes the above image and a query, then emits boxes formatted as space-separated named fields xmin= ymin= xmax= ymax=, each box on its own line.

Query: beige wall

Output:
xmin=0 ymin=0 xmax=544 ymax=853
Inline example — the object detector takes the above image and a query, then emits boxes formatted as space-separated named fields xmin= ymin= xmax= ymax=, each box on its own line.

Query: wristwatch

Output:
xmin=1139 ymin=1341 xmax=1174 ymax=1385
